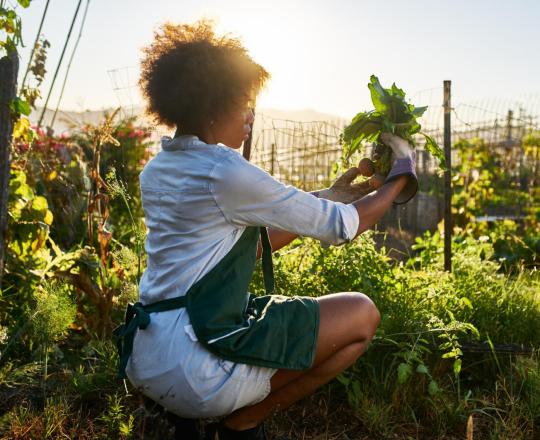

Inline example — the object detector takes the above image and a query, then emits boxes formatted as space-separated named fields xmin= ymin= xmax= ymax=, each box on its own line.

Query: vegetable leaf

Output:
xmin=422 ymin=133 xmax=447 ymax=170
xmin=341 ymin=75 xmax=446 ymax=172
xmin=368 ymin=75 xmax=390 ymax=114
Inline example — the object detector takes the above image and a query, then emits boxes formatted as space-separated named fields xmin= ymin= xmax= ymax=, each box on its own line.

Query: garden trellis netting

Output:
xmin=105 ymin=65 xmax=539 ymax=184
xmin=97 ymin=73 xmax=540 ymax=240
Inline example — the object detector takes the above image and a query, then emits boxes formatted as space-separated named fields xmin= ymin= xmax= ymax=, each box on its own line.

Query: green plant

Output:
xmin=13 ymin=129 xmax=90 ymax=249
xmin=2 ymin=117 xmax=146 ymax=356
xmin=105 ymin=167 xmax=145 ymax=282
xmin=62 ymin=110 xmax=139 ymax=337
xmin=28 ymin=280 xmax=76 ymax=388
xmin=522 ymin=130 xmax=540 ymax=191
xmin=2 ymin=0 xmax=40 ymax=149
xmin=42 ymin=396 xmax=72 ymax=439
xmin=0 ymin=1 xmax=30 ymax=55
xmin=97 ymin=393 xmax=134 ymax=439
xmin=449 ymin=135 xmax=539 ymax=265
xmin=1 ymin=166 xmax=95 ymax=358
xmin=72 ymin=115 xmax=152 ymax=246
xmin=340 ymin=75 xmax=445 ymax=171
xmin=2 ymin=167 xmax=55 ymax=329
xmin=451 ymin=138 xmax=498 ymax=229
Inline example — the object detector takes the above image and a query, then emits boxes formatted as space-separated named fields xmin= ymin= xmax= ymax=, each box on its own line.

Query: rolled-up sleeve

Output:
xmin=209 ymin=152 xmax=359 ymax=246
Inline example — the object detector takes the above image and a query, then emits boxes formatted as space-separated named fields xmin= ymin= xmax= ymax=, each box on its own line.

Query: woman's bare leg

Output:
xmin=222 ymin=292 xmax=380 ymax=430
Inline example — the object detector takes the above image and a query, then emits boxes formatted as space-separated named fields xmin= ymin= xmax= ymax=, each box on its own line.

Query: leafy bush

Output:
xmin=71 ymin=115 xmax=152 ymax=245
xmin=13 ymin=128 xmax=89 ymax=250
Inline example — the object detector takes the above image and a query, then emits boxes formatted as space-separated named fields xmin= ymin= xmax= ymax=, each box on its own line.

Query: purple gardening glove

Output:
xmin=380 ymin=133 xmax=418 ymax=205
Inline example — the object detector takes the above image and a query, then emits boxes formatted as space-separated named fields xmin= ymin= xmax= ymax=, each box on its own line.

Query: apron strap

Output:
xmin=260 ymin=226 xmax=275 ymax=294
xmin=113 ymin=296 xmax=188 ymax=379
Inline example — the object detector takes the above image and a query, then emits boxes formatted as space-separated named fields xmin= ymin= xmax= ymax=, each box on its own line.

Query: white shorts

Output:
xmin=126 ymin=309 xmax=277 ymax=418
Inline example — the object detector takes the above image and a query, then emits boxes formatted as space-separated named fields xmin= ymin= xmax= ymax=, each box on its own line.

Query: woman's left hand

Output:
xmin=316 ymin=167 xmax=374 ymax=204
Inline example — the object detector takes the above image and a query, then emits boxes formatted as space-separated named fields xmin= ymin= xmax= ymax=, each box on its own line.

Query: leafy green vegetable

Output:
xmin=341 ymin=75 xmax=446 ymax=171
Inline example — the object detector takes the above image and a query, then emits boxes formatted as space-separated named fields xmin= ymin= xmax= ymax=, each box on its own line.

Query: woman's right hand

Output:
xmin=380 ymin=133 xmax=418 ymax=204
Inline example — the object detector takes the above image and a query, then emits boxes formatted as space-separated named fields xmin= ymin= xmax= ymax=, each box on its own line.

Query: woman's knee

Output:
xmin=317 ymin=292 xmax=380 ymax=349
xmin=344 ymin=292 xmax=381 ymax=338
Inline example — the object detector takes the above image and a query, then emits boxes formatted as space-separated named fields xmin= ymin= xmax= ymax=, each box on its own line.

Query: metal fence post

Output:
xmin=443 ymin=80 xmax=452 ymax=272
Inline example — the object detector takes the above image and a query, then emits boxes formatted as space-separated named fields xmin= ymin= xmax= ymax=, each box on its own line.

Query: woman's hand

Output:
xmin=380 ymin=133 xmax=418 ymax=204
xmin=315 ymin=167 xmax=374 ymax=204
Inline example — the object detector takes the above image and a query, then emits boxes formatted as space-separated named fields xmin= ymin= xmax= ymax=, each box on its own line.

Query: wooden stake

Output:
xmin=443 ymin=80 xmax=452 ymax=272
xmin=0 ymin=52 xmax=19 ymax=288
xmin=243 ymin=108 xmax=255 ymax=161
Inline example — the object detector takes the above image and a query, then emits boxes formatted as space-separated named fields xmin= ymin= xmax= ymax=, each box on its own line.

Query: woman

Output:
xmin=115 ymin=19 xmax=417 ymax=440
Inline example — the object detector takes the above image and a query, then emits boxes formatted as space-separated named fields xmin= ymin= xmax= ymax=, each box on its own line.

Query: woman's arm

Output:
xmin=255 ymin=168 xmax=373 ymax=259
xmin=256 ymin=228 xmax=298 ymax=259
xmin=256 ymin=176 xmax=408 ymax=259
xmin=351 ymin=175 xmax=407 ymax=237
xmin=255 ymin=133 xmax=416 ymax=258
xmin=213 ymin=143 xmax=414 ymax=257
xmin=255 ymin=187 xmax=320 ymax=259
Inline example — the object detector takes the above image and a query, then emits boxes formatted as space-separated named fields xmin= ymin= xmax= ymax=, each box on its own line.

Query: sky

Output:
xmin=11 ymin=0 xmax=540 ymax=121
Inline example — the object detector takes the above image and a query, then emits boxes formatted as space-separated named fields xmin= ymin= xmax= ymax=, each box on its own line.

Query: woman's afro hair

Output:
xmin=139 ymin=19 xmax=270 ymax=131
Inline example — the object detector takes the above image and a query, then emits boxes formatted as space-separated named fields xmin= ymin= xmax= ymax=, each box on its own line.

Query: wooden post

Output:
xmin=506 ymin=109 xmax=513 ymax=143
xmin=443 ymin=80 xmax=452 ymax=272
xmin=0 ymin=52 xmax=19 ymax=288
xmin=270 ymin=142 xmax=276 ymax=175
xmin=243 ymin=108 xmax=255 ymax=161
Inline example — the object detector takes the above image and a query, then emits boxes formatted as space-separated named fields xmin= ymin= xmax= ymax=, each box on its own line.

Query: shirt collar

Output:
xmin=161 ymin=135 xmax=204 ymax=151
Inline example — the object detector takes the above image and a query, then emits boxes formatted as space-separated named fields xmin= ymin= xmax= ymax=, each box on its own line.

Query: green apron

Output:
xmin=114 ymin=226 xmax=320 ymax=379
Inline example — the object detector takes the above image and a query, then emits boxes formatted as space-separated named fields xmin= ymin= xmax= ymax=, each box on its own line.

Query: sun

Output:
xmin=203 ymin=7 xmax=319 ymax=112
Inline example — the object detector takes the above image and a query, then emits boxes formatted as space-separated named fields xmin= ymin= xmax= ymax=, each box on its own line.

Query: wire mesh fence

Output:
xmin=249 ymin=115 xmax=537 ymax=194
xmin=249 ymin=115 xmax=346 ymax=191
xmin=107 ymin=74 xmax=539 ymax=240
xmin=246 ymin=98 xmax=539 ymax=239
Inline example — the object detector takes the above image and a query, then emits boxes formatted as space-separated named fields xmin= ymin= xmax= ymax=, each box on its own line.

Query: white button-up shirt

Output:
xmin=129 ymin=135 xmax=359 ymax=379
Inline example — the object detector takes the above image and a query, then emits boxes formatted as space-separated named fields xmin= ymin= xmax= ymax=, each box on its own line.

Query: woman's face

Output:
xmin=210 ymin=104 xmax=255 ymax=149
